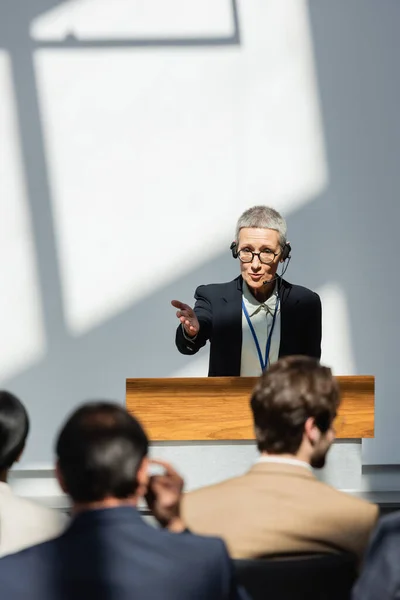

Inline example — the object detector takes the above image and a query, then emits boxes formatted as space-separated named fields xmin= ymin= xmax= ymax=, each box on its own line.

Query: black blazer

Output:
xmin=0 ymin=506 xmax=247 ymax=600
xmin=176 ymin=276 xmax=321 ymax=376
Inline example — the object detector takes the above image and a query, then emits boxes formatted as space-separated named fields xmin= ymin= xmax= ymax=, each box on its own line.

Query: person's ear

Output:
xmin=136 ymin=456 xmax=150 ymax=497
xmin=55 ymin=461 xmax=68 ymax=494
xmin=304 ymin=417 xmax=321 ymax=446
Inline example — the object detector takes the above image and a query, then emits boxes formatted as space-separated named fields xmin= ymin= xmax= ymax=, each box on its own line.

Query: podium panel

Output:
xmin=126 ymin=376 xmax=374 ymax=441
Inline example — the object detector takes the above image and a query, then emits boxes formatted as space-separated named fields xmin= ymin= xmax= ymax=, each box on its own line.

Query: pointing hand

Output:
xmin=171 ymin=300 xmax=199 ymax=338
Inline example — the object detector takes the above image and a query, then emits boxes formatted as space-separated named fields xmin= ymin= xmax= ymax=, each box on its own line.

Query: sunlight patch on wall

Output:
xmin=235 ymin=0 xmax=327 ymax=217
xmin=0 ymin=50 xmax=46 ymax=381
xmin=170 ymin=351 xmax=209 ymax=378
xmin=33 ymin=0 xmax=326 ymax=335
xmin=319 ymin=283 xmax=356 ymax=375
xmin=34 ymin=49 xmax=242 ymax=335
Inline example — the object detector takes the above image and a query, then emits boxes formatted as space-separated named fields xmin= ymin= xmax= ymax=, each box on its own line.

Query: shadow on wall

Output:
xmin=0 ymin=0 xmax=399 ymax=464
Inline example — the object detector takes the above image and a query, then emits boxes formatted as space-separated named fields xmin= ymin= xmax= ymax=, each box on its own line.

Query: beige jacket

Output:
xmin=182 ymin=462 xmax=378 ymax=561
xmin=0 ymin=482 xmax=67 ymax=557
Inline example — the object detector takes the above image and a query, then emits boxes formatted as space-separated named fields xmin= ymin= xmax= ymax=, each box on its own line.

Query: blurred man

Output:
xmin=0 ymin=391 xmax=66 ymax=557
xmin=0 ymin=402 xmax=247 ymax=600
xmin=352 ymin=513 xmax=400 ymax=600
xmin=182 ymin=356 xmax=378 ymax=562
xmin=172 ymin=206 xmax=321 ymax=376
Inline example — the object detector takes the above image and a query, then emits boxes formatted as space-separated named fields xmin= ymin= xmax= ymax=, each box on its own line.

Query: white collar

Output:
xmin=242 ymin=281 xmax=278 ymax=317
xmin=256 ymin=456 xmax=313 ymax=471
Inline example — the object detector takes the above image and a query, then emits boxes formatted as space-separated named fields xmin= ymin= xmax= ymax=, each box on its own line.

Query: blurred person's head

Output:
xmin=55 ymin=402 xmax=149 ymax=511
xmin=250 ymin=356 xmax=340 ymax=468
xmin=0 ymin=391 xmax=29 ymax=481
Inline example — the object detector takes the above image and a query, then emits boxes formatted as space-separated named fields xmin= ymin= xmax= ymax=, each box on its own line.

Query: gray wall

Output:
xmin=307 ymin=0 xmax=400 ymax=464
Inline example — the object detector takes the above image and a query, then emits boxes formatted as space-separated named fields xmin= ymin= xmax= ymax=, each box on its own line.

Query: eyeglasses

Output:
xmin=237 ymin=249 xmax=279 ymax=265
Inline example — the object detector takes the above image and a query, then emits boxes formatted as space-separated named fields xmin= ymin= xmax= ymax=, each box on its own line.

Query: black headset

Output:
xmin=230 ymin=241 xmax=292 ymax=262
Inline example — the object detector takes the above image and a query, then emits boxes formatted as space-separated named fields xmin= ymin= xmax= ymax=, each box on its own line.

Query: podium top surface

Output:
xmin=126 ymin=376 xmax=374 ymax=441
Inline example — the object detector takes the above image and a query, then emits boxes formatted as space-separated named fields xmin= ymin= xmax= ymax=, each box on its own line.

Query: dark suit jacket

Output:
xmin=352 ymin=512 xmax=400 ymax=600
xmin=0 ymin=506 xmax=247 ymax=600
xmin=176 ymin=276 xmax=322 ymax=376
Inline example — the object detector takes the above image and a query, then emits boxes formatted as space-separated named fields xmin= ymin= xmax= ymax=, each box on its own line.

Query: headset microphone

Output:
xmin=262 ymin=275 xmax=279 ymax=286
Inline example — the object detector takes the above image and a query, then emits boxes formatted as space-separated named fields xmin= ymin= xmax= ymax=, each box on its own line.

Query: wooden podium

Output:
xmin=126 ymin=376 xmax=374 ymax=441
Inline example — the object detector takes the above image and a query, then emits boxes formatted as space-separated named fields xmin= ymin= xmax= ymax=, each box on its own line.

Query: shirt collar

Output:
xmin=256 ymin=456 xmax=313 ymax=472
xmin=242 ymin=280 xmax=278 ymax=317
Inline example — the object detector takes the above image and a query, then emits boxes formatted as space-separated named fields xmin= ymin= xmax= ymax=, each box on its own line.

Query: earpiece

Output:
xmin=230 ymin=241 xmax=238 ymax=259
xmin=281 ymin=242 xmax=291 ymax=262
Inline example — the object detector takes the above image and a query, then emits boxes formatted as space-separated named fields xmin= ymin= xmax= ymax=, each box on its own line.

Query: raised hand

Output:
xmin=171 ymin=300 xmax=200 ymax=338
xmin=145 ymin=458 xmax=185 ymax=533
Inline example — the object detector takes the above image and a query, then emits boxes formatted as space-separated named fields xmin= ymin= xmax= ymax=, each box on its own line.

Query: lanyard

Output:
xmin=242 ymin=296 xmax=280 ymax=371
